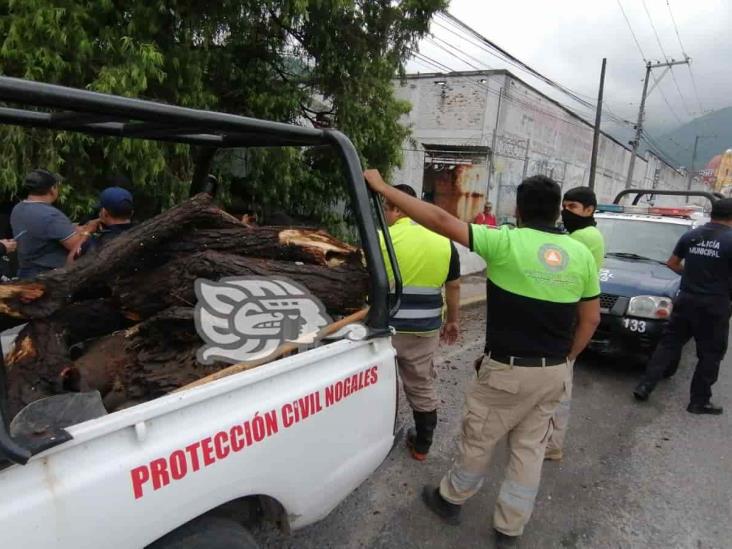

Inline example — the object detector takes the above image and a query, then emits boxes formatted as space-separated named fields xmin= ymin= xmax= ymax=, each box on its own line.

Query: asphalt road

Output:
xmin=258 ymin=303 xmax=732 ymax=548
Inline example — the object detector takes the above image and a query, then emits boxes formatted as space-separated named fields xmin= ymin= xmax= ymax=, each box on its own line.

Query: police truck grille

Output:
xmin=600 ymin=293 xmax=618 ymax=310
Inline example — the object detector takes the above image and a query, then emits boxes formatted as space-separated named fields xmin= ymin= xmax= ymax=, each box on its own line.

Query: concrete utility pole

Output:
xmin=625 ymin=58 xmax=691 ymax=189
xmin=588 ymin=58 xmax=607 ymax=190
xmin=487 ymin=86 xmax=503 ymax=200
xmin=686 ymin=134 xmax=717 ymax=202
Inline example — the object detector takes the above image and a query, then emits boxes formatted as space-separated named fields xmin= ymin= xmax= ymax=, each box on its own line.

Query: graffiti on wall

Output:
xmin=527 ymin=158 xmax=567 ymax=182
xmin=494 ymin=134 xmax=528 ymax=160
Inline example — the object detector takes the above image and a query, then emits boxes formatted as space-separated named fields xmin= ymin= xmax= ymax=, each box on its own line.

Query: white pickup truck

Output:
xmin=0 ymin=77 xmax=402 ymax=548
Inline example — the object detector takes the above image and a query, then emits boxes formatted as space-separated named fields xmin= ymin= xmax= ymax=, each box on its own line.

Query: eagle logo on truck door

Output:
xmin=194 ymin=276 xmax=332 ymax=364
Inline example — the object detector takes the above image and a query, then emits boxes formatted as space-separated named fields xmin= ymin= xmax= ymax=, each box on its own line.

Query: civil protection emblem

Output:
xmin=538 ymin=244 xmax=568 ymax=272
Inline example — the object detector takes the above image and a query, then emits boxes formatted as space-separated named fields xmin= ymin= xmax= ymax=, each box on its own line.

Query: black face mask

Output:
xmin=561 ymin=208 xmax=596 ymax=233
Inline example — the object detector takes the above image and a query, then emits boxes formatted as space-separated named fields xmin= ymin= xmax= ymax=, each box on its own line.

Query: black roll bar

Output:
xmin=613 ymin=189 xmax=721 ymax=206
xmin=0 ymin=75 xmax=403 ymax=464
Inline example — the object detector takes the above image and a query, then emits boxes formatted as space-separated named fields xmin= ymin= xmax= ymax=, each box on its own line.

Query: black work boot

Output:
xmin=687 ymin=402 xmax=724 ymax=415
xmin=633 ymin=381 xmax=654 ymax=401
xmin=494 ymin=529 xmax=520 ymax=548
xmin=406 ymin=410 xmax=437 ymax=461
xmin=421 ymin=485 xmax=461 ymax=525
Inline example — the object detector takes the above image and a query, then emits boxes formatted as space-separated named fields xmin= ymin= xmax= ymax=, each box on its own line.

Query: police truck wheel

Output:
xmin=148 ymin=516 xmax=260 ymax=549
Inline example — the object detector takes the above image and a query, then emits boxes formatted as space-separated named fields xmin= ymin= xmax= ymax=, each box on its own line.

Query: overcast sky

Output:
xmin=409 ymin=0 xmax=732 ymax=140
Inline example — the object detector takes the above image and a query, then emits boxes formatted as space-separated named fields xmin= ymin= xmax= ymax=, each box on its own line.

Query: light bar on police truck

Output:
xmin=597 ymin=204 xmax=697 ymax=218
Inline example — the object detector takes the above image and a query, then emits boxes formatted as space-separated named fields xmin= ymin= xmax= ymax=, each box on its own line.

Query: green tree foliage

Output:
xmin=0 ymin=0 xmax=446 ymax=220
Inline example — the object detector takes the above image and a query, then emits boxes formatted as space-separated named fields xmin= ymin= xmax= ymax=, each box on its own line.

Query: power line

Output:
xmin=666 ymin=0 xmax=706 ymax=116
xmin=642 ymin=0 xmax=692 ymax=117
xmin=665 ymin=0 xmax=687 ymax=55
xmin=615 ymin=0 xmax=685 ymax=126
xmin=617 ymin=0 xmax=648 ymax=61
xmin=410 ymin=49 xmax=610 ymax=134
xmin=425 ymin=35 xmax=493 ymax=73
xmin=642 ymin=0 xmax=669 ymax=61
xmin=433 ymin=13 xmax=634 ymax=128
xmin=641 ymin=129 xmax=682 ymax=168
xmin=438 ymin=13 xmax=607 ymax=118
xmin=652 ymin=75 xmax=684 ymax=124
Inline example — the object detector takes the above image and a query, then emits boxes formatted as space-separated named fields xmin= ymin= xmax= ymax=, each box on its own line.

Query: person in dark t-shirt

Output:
xmin=11 ymin=169 xmax=96 ymax=279
xmin=634 ymin=198 xmax=732 ymax=414
xmin=78 ymin=186 xmax=134 ymax=256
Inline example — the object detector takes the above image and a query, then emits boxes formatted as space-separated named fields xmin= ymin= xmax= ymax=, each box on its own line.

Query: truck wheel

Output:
xmin=148 ymin=516 xmax=259 ymax=549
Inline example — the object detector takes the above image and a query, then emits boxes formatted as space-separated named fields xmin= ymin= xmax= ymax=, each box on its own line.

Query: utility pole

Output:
xmin=686 ymin=134 xmax=717 ymax=202
xmin=625 ymin=58 xmax=691 ymax=189
xmin=588 ymin=58 xmax=607 ymax=190
xmin=487 ymin=86 xmax=503 ymax=202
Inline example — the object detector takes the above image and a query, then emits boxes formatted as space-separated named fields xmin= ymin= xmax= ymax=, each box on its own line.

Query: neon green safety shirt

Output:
xmin=470 ymin=224 xmax=600 ymax=359
xmin=570 ymin=225 xmax=605 ymax=270
xmin=379 ymin=217 xmax=460 ymax=334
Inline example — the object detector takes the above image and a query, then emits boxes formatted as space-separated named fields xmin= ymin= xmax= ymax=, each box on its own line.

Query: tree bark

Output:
xmin=0 ymin=193 xmax=237 ymax=323
xmin=113 ymin=250 xmax=368 ymax=319
xmin=161 ymin=227 xmax=362 ymax=267
xmin=4 ymin=300 xmax=130 ymax=417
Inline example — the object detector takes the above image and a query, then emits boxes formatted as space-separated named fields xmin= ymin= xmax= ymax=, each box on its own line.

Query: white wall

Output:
xmin=392 ymin=71 xmax=705 ymax=273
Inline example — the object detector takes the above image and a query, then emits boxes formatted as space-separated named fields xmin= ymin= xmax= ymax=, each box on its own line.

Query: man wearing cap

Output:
xmin=545 ymin=186 xmax=605 ymax=461
xmin=78 ymin=186 xmax=134 ymax=255
xmin=474 ymin=201 xmax=497 ymax=227
xmin=560 ymin=187 xmax=605 ymax=270
xmin=634 ymin=198 xmax=732 ymax=415
xmin=10 ymin=169 xmax=96 ymax=279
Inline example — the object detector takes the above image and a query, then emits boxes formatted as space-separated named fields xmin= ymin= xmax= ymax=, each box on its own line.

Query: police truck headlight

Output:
xmin=627 ymin=296 xmax=673 ymax=319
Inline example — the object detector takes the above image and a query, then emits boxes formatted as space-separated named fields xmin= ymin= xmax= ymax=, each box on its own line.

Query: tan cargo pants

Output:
xmin=439 ymin=356 xmax=570 ymax=536
xmin=391 ymin=332 xmax=441 ymax=412
xmin=545 ymin=361 xmax=574 ymax=457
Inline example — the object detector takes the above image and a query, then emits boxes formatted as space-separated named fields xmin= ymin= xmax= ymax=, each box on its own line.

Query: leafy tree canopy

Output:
xmin=0 ymin=0 xmax=447 ymax=221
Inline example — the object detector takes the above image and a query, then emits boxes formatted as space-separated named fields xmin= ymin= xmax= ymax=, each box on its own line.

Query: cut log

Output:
xmin=113 ymin=250 xmax=368 ymax=319
xmin=0 ymin=193 xmax=238 ymax=323
xmin=0 ymin=193 xmax=371 ymax=416
xmin=4 ymin=299 xmax=130 ymax=417
xmin=121 ymin=307 xmax=221 ymax=404
xmin=162 ymin=227 xmax=363 ymax=267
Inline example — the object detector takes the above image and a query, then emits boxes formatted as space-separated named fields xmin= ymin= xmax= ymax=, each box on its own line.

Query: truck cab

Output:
xmin=590 ymin=190 xmax=717 ymax=357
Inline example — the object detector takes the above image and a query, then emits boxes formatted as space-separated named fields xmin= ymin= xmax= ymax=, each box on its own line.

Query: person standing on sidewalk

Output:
xmin=633 ymin=198 xmax=732 ymax=414
xmin=545 ymin=186 xmax=605 ymax=462
xmin=366 ymin=170 xmax=600 ymax=546
xmin=380 ymin=184 xmax=461 ymax=461
xmin=474 ymin=201 xmax=497 ymax=227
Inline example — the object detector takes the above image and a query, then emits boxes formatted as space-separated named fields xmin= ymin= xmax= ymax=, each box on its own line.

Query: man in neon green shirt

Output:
xmin=560 ymin=186 xmax=605 ymax=270
xmin=545 ymin=186 xmax=606 ymax=462
xmin=365 ymin=170 xmax=600 ymax=544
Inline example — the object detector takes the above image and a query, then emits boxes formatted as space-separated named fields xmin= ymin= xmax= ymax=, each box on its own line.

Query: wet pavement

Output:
xmin=258 ymin=303 xmax=732 ymax=548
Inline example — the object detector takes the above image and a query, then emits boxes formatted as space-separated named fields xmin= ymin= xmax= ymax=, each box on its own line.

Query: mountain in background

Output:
xmin=652 ymin=107 xmax=732 ymax=170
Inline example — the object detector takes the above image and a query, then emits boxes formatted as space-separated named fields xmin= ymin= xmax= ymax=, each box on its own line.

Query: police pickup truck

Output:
xmin=590 ymin=189 xmax=719 ymax=357
xmin=0 ymin=77 xmax=403 ymax=548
